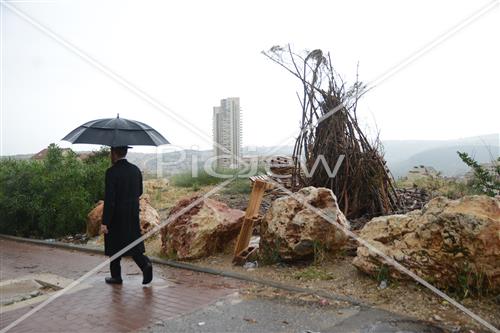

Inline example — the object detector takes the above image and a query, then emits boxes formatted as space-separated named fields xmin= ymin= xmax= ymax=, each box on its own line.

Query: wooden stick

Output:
xmin=233 ymin=180 xmax=267 ymax=258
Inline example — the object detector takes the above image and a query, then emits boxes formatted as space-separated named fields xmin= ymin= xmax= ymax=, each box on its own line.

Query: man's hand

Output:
xmin=100 ymin=224 xmax=108 ymax=234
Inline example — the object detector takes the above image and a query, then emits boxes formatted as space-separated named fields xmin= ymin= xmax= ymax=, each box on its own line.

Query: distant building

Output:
xmin=212 ymin=97 xmax=242 ymax=168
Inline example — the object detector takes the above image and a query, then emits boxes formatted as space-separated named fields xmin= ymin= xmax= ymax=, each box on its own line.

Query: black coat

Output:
xmin=102 ymin=159 xmax=145 ymax=256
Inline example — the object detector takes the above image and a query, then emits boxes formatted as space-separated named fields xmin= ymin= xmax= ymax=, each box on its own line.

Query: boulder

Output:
xmin=161 ymin=196 xmax=245 ymax=260
xmin=138 ymin=195 xmax=161 ymax=235
xmin=260 ymin=186 xmax=350 ymax=262
xmin=353 ymin=195 xmax=500 ymax=292
xmin=86 ymin=200 xmax=104 ymax=236
xmin=86 ymin=196 xmax=160 ymax=237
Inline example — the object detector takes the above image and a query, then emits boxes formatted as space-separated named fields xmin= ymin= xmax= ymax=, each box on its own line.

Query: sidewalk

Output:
xmin=0 ymin=239 xmax=243 ymax=332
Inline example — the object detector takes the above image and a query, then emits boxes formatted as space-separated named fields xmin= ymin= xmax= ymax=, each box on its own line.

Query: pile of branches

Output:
xmin=263 ymin=45 xmax=402 ymax=219
xmin=396 ymin=187 xmax=430 ymax=212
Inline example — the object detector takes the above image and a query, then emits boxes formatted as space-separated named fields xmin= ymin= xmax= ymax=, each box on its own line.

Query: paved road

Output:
xmin=144 ymin=294 xmax=448 ymax=333
xmin=0 ymin=239 xmax=448 ymax=333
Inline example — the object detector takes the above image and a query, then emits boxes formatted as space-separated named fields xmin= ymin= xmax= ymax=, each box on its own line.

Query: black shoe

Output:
xmin=105 ymin=277 xmax=123 ymax=284
xmin=142 ymin=262 xmax=153 ymax=284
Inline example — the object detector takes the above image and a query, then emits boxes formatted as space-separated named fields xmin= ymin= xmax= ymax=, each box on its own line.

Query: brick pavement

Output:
xmin=0 ymin=239 xmax=244 ymax=332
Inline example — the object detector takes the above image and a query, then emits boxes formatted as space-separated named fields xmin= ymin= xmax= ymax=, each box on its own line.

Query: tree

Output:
xmin=0 ymin=144 xmax=110 ymax=237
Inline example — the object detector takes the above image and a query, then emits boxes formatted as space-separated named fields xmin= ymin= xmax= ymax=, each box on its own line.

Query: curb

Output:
xmin=0 ymin=234 xmax=366 ymax=307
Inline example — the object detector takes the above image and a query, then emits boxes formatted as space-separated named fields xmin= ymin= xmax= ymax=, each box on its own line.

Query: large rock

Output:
xmin=260 ymin=187 xmax=350 ymax=262
xmin=353 ymin=195 xmax=500 ymax=292
xmin=161 ymin=196 xmax=245 ymax=260
xmin=138 ymin=195 xmax=161 ymax=235
xmin=86 ymin=200 xmax=104 ymax=236
xmin=86 ymin=196 xmax=160 ymax=237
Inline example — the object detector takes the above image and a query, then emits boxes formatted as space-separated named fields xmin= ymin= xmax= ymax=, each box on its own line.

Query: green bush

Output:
xmin=457 ymin=151 xmax=499 ymax=197
xmin=0 ymin=144 xmax=110 ymax=238
xmin=222 ymin=178 xmax=252 ymax=194
xmin=171 ymin=168 xmax=254 ymax=188
xmin=171 ymin=169 xmax=223 ymax=188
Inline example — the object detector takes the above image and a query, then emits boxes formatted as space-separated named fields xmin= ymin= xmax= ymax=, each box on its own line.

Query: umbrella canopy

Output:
xmin=61 ymin=115 xmax=169 ymax=147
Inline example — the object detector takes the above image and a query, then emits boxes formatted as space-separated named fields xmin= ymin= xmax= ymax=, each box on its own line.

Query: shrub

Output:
xmin=457 ymin=151 xmax=499 ymax=197
xmin=171 ymin=168 xmax=257 ymax=190
xmin=411 ymin=176 xmax=473 ymax=199
xmin=0 ymin=144 xmax=110 ymax=238
xmin=222 ymin=178 xmax=252 ymax=194
xmin=170 ymin=169 xmax=223 ymax=188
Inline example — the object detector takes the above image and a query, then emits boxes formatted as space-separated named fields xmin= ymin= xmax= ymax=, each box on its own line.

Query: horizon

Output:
xmin=4 ymin=132 xmax=499 ymax=157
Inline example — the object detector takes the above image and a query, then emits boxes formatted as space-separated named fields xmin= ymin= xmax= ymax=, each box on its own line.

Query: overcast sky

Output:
xmin=1 ymin=0 xmax=499 ymax=155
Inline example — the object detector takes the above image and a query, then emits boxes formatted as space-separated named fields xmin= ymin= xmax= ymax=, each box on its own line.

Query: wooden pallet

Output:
xmin=249 ymin=174 xmax=274 ymax=186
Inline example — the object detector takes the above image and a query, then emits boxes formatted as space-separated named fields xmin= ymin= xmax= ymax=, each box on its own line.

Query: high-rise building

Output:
xmin=213 ymin=97 xmax=242 ymax=168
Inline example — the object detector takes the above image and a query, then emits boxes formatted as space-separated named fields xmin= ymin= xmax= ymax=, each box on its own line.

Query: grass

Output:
xmin=451 ymin=263 xmax=490 ymax=299
xmin=313 ymin=240 xmax=326 ymax=266
xmin=396 ymin=176 xmax=474 ymax=199
xmin=259 ymin=238 xmax=282 ymax=265
xmin=222 ymin=178 xmax=252 ymax=194
xmin=170 ymin=169 xmax=223 ymax=188
xmin=170 ymin=168 xmax=254 ymax=195
xmin=376 ymin=264 xmax=390 ymax=283
xmin=293 ymin=267 xmax=334 ymax=281
xmin=143 ymin=179 xmax=203 ymax=212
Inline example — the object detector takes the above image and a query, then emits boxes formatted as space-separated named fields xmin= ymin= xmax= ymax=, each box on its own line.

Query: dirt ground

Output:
xmin=189 ymin=253 xmax=499 ymax=332
xmin=140 ymin=180 xmax=500 ymax=332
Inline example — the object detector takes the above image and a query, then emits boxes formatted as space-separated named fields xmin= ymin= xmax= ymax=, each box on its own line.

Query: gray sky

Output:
xmin=1 ymin=0 xmax=499 ymax=155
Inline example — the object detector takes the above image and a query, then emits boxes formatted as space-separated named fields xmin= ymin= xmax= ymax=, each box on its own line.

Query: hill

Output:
xmin=383 ymin=134 xmax=499 ymax=177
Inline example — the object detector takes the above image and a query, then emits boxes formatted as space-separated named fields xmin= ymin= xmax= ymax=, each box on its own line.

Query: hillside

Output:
xmin=383 ymin=134 xmax=499 ymax=177
xmin=387 ymin=145 xmax=499 ymax=178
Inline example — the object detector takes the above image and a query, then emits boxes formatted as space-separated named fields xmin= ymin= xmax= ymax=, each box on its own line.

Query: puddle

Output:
xmin=0 ymin=279 xmax=45 ymax=306
xmin=0 ymin=273 xmax=90 ymax=312
xmin=361 ymin=319 xmax=446 ymax=333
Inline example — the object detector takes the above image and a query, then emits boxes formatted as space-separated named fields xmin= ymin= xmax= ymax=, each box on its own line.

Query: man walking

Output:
xmin=100 ymin=146 xmax=153 ymax=285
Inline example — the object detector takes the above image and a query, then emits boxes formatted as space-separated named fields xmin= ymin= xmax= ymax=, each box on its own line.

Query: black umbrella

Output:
xmin=62 ymin=114 xmax=169 ymax=147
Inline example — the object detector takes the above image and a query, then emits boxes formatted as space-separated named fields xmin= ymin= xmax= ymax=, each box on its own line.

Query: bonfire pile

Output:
xmin=263 ymin=45 xmax=402 ymax=219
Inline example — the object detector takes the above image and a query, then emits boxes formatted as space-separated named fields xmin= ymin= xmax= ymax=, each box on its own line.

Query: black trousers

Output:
xmin=110 ymin=253 xmax=150 ymax=279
